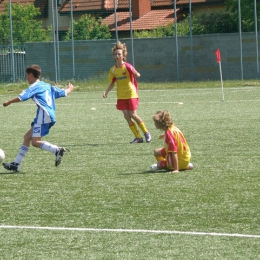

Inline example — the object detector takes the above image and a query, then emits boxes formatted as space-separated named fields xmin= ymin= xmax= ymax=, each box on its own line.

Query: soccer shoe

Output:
xmin=130 ymin=137 xmax=144 ymax=144
xmin=55 ymin=147 xmax=69 ymax=166
xmin=186 ymin=162 xmax=194 ymax=170
xmin=150 ymin=163 xmax=158 ymax=171
xmin=2 ymin=162 xmax=20 ymax=172
xmin=144 ymin=132 xmax=152 ymax=143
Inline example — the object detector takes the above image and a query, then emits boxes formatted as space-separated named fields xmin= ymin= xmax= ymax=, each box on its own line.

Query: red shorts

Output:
xmin=116 ymin=98 xmax=139 ymax=111
xmin=161 ymin=148 xmax=167 ymax=158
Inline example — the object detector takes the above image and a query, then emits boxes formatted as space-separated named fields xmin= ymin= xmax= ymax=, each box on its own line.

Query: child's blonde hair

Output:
xmin=112 ymin=41 xmax=127 ymax=61
xmin=153 ymin=110 xmax=174 ymax=130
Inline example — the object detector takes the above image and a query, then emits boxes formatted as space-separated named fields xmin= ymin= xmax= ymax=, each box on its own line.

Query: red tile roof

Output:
xmin=58 ymin=0 xmax=225 ymax=31
xmin=102 ymin=9 xmax=178 ymax=31
xmin=0 ymin=0 xmax=225 ymax=32
xmin=0 ymin=0 xmax=225 ymax=13
xmin=176 ymin=0 xmax=225 ymax=4
xmin=59 ymin=0 xmax=225 ymax=13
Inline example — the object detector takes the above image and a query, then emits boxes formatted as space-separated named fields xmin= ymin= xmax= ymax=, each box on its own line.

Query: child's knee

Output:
xmin=23 ymin=134 xmax=31 ymax=144
xmin=31 ymin=140 xmax=38 ymax=147
xmin=31 ymin=138 xmax=41 ymax=148
xmin=153 ymin=148 xmax=160 ymax=157
xmin=154 ymin=148 xmax=164 ymax=157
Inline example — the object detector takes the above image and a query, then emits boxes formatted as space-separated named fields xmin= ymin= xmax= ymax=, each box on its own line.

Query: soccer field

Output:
xmin=0 ymin=86 xmax=260 ymax=259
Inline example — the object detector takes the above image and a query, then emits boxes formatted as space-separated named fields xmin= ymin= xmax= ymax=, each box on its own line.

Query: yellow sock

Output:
xmin=138 ymin=122 xmax=148 ymax=133
xmin=129 ymin=123 xmax=142 ymax=138
xmin=156 ymin=156 xmax=165 ymax=162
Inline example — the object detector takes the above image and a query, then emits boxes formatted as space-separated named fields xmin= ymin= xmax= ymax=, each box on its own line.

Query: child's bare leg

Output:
xmin=129 ymin=110 xmax=143 ymax=125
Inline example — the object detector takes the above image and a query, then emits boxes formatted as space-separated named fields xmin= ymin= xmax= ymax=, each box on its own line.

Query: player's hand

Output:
xmin=103 ymin=91 xmax=108 ymax=98
xmin=170 ymin=170 xmax=179 ymax=174
xmin=159 ymin=134 xmax=165 ymax=139
xmin=67 ymin=83 xmax=74 ymax=92
xmin=3 ymin=101 xmax=10 ymax=107
xmin=65 ymin=82 xmax=74 ymax=95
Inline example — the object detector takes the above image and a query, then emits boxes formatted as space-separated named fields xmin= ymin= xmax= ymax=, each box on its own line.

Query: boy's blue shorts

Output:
xmin=31 ymin=122 xmax=55 ymax=137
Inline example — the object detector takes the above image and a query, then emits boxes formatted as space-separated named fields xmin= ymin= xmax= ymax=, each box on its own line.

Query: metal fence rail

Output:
xmin=0 ymin=46 xmax=25 ymax=82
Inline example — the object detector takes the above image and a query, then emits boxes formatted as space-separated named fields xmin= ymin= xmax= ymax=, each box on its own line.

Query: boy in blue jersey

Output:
xmin=2 ymin=64 xmax=74 ymax=172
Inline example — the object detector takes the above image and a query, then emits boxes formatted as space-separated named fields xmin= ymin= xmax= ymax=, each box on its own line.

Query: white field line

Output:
xmin=102 ymin=100 xmax=260 ymax=105
xmin=0 ymin=225 xmax=259 ymax=238
xmin=9 ymin=99 xmax=260 ymax=107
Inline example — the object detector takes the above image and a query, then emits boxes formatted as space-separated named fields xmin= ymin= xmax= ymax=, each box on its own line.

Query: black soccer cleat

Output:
xmin=130 ymin=137 xmax=144 ymax=144
xmin=55 ymin=147 xmax=69 ymax=166
xmin=3 ymin=162 xmax=20 ymax=172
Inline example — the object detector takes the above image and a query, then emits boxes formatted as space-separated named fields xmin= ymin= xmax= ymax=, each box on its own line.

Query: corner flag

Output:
xmin=215 ymin=48 xmax=224 ymax=102
xmin=215 ymin=49 xmax=221 ymax=63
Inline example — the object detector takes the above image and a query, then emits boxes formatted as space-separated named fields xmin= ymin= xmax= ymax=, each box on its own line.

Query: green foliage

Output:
xmin=134 ymin=11 xmax=238 ymax=38
xmin=0 ymin=3 xmax=51 ymax=45
xmin=226 ymin=0 xmax=260 ymax=32
xmin=135 ymin=0 xmax=260 ymax=38
xmin=192 ymin=12 xmax=238 ymax=34
xmin=65 ymin=14 xmax=111 ymax=40
xmin=134 ymin=19 xmax=189 ymax=38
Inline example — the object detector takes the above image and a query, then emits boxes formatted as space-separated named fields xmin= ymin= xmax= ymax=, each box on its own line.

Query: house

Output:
xmin=59 ymin=0 xmax=226 ymax=37
xmin=0 ymin=0 xmax=226 ymax=38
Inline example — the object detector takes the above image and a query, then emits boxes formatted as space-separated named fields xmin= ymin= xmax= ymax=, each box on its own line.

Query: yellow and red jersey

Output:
xmin=109 ymin=62 xmax=139 ymax=99
xmin=164 ymin=125 xmax=191 ymax=169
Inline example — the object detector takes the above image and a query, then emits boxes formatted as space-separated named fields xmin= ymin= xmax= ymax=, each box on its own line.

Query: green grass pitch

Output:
xmin=0 ymin=84 xmax=260 ymax=259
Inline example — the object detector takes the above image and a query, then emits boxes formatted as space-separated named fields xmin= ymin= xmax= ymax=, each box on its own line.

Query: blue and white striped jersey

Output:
xmin=18 ymin=81 xmax=67 ymax=124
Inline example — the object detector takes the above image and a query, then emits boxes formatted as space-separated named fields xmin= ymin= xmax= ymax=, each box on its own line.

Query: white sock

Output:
xmin=14 ymin=145 xmax=29 ymax=164
xmin=40 ymin=141 xmax=58 ymax=154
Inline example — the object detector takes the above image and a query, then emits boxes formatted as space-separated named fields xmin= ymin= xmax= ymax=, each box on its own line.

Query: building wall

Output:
xmin=25 ymin=32 xmax=260 ymax=82
xmin=41 ymin=0 xmax=70 ymax=30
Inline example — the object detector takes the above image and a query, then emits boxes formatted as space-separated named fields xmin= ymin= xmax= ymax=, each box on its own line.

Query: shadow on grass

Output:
xmin=0 ymin=171 xmax=21 ymax=175
xmin=119 ymin=168 xmax=190 ymax=175
xmin=64 ymin=142 xmax=134 ymax=147
xmin=119 ymin=170 xmax=168 ymax=175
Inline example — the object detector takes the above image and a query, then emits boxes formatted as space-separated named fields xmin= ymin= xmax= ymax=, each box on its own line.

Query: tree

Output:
xmin=226 ymin=0 xmax=260 ymax=32
xmin=65 ymin=14 xmax=111 ymax=41
xmin=192 ymin=12 xmax=238 ymax=34
xmin=134 ymin=0 xmax=260 ymax=38
xmin=134 ymin=19 xmax=190 ymax=38
xmin=0 ymin=3 xmax=51 ymax=45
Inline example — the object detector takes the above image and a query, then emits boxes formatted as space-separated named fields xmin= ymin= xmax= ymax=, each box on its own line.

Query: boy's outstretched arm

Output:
xmin=3 ymin=97 xmax=21 ymax=107
xmin=66 ymin=83 xmax=74 ymax=95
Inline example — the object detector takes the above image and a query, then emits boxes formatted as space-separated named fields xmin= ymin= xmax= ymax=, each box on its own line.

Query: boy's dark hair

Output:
xmin=26 ymin=65 xmax=41 ymax=79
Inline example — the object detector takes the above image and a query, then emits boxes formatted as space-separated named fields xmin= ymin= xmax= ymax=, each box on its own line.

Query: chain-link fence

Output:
xmin=0 ymin=0 xmax=260 ymax=82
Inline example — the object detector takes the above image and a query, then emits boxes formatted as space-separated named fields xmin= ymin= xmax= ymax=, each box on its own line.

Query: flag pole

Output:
xmin=219 ymin=61 xmax=224 ymax=102
xmin=215 ymin=49 xmax=224 ymax=102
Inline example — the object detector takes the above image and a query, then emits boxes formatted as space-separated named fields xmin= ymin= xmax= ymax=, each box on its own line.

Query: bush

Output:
xmin=65 ymin=14 xmax=111 ymax=40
